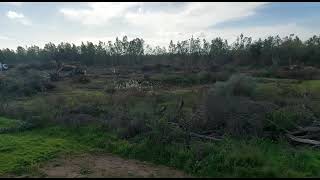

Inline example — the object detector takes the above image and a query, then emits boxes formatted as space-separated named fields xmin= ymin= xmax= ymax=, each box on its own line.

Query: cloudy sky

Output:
xmin=1 ymin=2 xmax=320 ymax=49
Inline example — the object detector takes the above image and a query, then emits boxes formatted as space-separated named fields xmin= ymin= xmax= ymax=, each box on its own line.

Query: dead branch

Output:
xmin=197 ymin=130 xmax=218 ymax=135
xmin=285 ymin=133 xmax=320 ymax=145
xmin=289 ymin=126 xmax=320 ymax=136
xmin=190 ymin=132 xmax=223 ymax=141
xmin=168 ymin=121 xmax=223 ymax=141
xmin=296 ymin=132 xmax=320 ymax=139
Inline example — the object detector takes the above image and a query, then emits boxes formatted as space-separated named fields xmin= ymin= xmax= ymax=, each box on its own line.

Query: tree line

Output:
xmin=0 ymin=34 xmax=320 ymax=67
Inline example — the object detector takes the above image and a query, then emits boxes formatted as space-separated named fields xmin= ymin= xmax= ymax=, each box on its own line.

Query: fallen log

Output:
xmin=296 ymin=132 xmax=320 ymax=139
xmin=285 ymin=133 xmax=320 ymax=145
xmin=290 ymin=127 xmax=320 ymax=136
xmin=190 ymin=132 xmax=223 ymax=141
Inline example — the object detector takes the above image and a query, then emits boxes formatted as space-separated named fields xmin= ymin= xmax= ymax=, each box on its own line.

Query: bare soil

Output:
xmin=31 ymin=153 xmax=192 ymax=178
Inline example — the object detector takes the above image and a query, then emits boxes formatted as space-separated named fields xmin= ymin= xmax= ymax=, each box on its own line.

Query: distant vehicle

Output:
xmin=0 ymin=62 xmax=8 ymax=71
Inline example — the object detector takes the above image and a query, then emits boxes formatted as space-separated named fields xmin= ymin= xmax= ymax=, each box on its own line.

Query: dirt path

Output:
xmin=31 ymin=153 xmax=192 ymax=178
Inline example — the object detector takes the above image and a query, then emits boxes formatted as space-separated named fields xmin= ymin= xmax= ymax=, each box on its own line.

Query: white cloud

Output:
xmin=125 ymin=2 xmax=269 ymax=32
xmin=142 ymin=23 xmax=318 ymax=48
xmin=1 ymin=2 xmax=23 ymax=6
xmin=58 ymin=2 xmax=273 ymax=46
xmin=6 ymin=11 xmax=31 ymax=26
xmin=60 ymin=2 xmax=268 ymax=30
xmin=7 ymin=11 xmax=24 ymax=19
xmin=59 ymin=23 xmax=315 ymax=51
xmin=60 ymin=2 xmax=141 ymax=25
xmin=0 ymin=35 xmax=13 ymax=40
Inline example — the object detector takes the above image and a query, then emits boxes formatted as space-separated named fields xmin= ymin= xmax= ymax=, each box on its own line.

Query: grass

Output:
xmin=298 ymin=80 xmax=320 ymax=97
xmin=0 ymin=126 xmax=110 ymax=176
xmin=252 ymin=79 xmax=320 ymax=102
xmin=107 ymin=137 xmax=320 ymax=178
xmin=2 ymin=124 xmax=320 ymax=177
xmin=0 ymin=117 xmax=21 ymax=129
xmin=0 ymin=129 xmax=88 ymax=176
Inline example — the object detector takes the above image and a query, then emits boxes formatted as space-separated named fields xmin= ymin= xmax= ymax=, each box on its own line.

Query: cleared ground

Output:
xmin=32 ymin=153 xmax=191 ymax=178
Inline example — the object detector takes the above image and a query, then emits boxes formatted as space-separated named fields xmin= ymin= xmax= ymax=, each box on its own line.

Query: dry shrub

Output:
xmin=206 ymin=95 xmax=277 ymax=137
xmin=0 ymin=69 xmax=54 ymax=97
xmin=203 ymin=75 xmax=278 ymax=137
xmin=57 ymin=113 xmax=98 ymax=127
xmin=213 ymin=74 xmax=257 ymax=97
xmin=125 ymin=87 xmax=147 ymax=97
xmin=105 ymin=105 xmax=149 ymax=139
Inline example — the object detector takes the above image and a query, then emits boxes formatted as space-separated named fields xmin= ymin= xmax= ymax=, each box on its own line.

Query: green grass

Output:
xmin=192 ymin=138 xmax=320 ymax=177
xmin=252 ymin=79 xmax=320 ymax=101
xmin=0 ymin=129 xmax=83 ymax=175
xmin=104 ymin=137 xmax=320 ymax=178
xmin=0 ymin=117 xmax=21 ymax=129
xmin=298 ymin=80 xmax=320 ymax=97
xmin=0 ymin=125 xmax=117 ymax=176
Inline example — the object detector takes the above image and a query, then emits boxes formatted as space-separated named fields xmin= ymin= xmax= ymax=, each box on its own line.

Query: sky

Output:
xmin=0 ymin=2 xmax=320 ymax=49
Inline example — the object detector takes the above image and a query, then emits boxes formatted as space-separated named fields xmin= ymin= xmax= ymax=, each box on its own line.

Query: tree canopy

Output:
xmin=1 ymin=34 xmax=320 ymax=67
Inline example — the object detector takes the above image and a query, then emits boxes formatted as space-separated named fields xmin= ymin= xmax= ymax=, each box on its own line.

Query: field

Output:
xmin=1 ymin=64 xmax=320 ymax=177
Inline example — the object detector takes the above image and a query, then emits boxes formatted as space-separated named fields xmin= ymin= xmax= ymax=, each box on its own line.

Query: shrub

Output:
xmin=204 ymin=75 xmax=280 ymax=137
xmin=196 ymin=71 xmax=211 ymax=84
xmin=57 ymin=113 xmax=98 ymax=127
xmin=0 ymin=69 xmax=53 ymax=97
xmin=205 ymin=95 xmax=277 ymax=137
xmin=213 ymin=71 xmax=232 ymax=82
xmin=105 ymin=105 xmax=149 ymax=139
xmin=265 ymin=105 xmax=317 ymax=133
xmin=146 ymin=116 xmax=186 ymax=145
xmin=211 ymin=74 xmax=257 ymax=97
